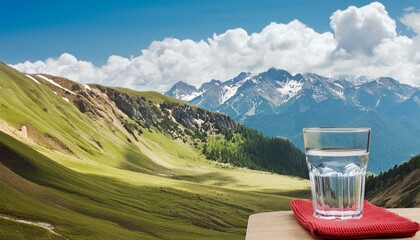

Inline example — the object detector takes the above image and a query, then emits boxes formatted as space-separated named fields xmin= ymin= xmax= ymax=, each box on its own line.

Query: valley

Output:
xmin=0 ymin=62 xmax=309 ymax=239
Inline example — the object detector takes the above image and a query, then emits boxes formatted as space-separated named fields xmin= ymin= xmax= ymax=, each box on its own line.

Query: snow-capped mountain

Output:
xmin=166 ymin=68 xmax=419 ymax=120
xmin=166 ymin=81 xmax=203 ymax=101
xmin=166 ymin=68 xmax=420 ymax=173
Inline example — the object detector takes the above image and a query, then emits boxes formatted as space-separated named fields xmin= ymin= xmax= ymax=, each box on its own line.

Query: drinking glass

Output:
xmin=303 ymin=127 xmax=371 ymax=220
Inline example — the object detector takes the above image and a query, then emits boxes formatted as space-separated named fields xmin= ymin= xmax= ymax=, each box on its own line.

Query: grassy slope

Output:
xmin=366 ymin=155 xmax=420 ymax=208
xmin=0 ymin=63 xmax=310 ymax=239
xmin=110 ymin=87 xmax=190 ymax=105
xmin=0 ymin=64 xmax=170 ymax=173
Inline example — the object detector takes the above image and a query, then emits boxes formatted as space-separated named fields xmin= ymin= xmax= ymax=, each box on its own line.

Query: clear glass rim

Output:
xmin=303 ymin=127 xmax=371 ymax=133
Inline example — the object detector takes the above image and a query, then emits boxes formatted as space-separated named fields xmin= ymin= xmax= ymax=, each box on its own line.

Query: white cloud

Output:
xmin=400 ymin=11 xmax=420 ymax=34
xmin=404 ymin=7 xmax=415 ymax=12
xmin=330 ymin=2 xmax=396 ymax=55
xmin=11 ymin=2 xmax=420 ymax=91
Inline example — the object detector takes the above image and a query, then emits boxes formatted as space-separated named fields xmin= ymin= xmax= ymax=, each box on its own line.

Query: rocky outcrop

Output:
xmin=136 ymin=97 xmax=159 ymax=126
xmin=171 ymin=105 xmax=197 ymax=129
xmin=92 ymin=87 xmax=238 ymax=143
xmin=73 ymin=95 xmax=102 ymax=116
xmin=203 ymin=110 xmax=236 ymax=131
xmin=101 ymin=88 xmax=159 ymax=128
xmin=160 ymin=102 xmax=237 ymax=134
xmin=106 ymin=90 xmax=137 ymax=117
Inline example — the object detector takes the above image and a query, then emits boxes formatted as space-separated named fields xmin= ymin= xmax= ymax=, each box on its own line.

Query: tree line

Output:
xmin=203 ymin=125 xmax=308 ymax=178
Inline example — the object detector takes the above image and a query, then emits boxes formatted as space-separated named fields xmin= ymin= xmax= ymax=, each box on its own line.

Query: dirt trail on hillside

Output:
xmin=0 ymin=214 xmax=67 ymax=239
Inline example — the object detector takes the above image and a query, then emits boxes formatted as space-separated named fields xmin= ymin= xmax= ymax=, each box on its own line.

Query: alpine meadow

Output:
xmin=0 ymin=62 xmax=310 ymax=239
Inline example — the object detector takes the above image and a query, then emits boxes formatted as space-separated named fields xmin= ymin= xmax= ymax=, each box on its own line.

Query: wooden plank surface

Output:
xmin=246 ymin=208 xmax=420 ymax=240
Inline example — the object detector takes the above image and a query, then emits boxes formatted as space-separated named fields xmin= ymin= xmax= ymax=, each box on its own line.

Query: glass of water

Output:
xmin=303 ymin=127 xmax=371 ymax=220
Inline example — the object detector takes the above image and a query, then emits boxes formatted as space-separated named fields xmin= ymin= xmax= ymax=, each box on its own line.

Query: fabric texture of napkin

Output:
xmin=290 ymin=199 xmax=420 ymax=239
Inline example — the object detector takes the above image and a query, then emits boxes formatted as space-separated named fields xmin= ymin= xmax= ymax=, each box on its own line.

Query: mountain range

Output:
xmin=166 ymin=68 xmax=420 ymax=173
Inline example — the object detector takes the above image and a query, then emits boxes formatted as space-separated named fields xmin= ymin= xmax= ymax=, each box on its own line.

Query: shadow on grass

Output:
xmin=119 ymin=144 xmax=173 ymax=175
xmin=0 ymin=142 xmax=36 ymax=173
xmin=170 ymin=172 xmax=239 ymax=186
xmin=254 ymin=189 xmax=311 ymax=199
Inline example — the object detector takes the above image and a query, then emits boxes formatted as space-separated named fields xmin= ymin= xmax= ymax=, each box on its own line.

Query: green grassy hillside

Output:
xmin=0 ymin=62 xmax=310 ymax=239
xmin=366 ymin=155 xmax=420 ymax=208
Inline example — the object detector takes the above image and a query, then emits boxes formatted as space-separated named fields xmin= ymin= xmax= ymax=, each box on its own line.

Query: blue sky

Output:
xmin=1 ymin=0 xmax=417 ymax=64
xmin=3 ymin=1 xmax=420 ymax=91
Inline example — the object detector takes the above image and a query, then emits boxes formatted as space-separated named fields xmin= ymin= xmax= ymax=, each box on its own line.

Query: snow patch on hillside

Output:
xmin=245 ymin=100 xmax=262 ymax=117
xmin=172 ymin=89 xmax=203 ymax=101
xmin=333 ymin=82 xmax=344 ymax=89
xmin=221 ymin=85 xmax=239 ymax=104
xmin=25 ymin=74 xmax=40 ymax=84
xmin=329 ymin=87 xmax=345 ymax=99
xmin=220 ymin=74 xmax=256 ymax=104
xmin=276 ymin=79 xmax=303 ymax=102
xmin=396 ymin=93 xmax=409 ymax=101
xmin=36 ymin=74 xmax=76 ymax=95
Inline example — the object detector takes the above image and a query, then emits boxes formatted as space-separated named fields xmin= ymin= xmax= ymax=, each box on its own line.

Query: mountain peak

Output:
xmin=209 ymin=79 xmax=222 ymax=84
xmin=165 ymin=81 xmax=200 ymax=101
xmin=199 ymin=79 xmax=222 ymax=91
xmin=172 ymin=80 xmax=196 ymax=90
xmin=259 ymin=68 xmax=293 ymax=81
xmin=302 ymin=72 xmax=328 ymax=81
xmin=233 ymin=71 xmax=251 ymax=80
xmin=376 ymin=77 xmax=399 ymax=86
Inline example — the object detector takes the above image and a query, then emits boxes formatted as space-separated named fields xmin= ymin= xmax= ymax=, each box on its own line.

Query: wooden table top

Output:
xmin=246 ymin=208 xmax=420 ymax=240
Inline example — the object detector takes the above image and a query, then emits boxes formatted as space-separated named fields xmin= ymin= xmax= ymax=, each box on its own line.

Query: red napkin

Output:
xmin=290 ymin=199 xmax=420 ymax=239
